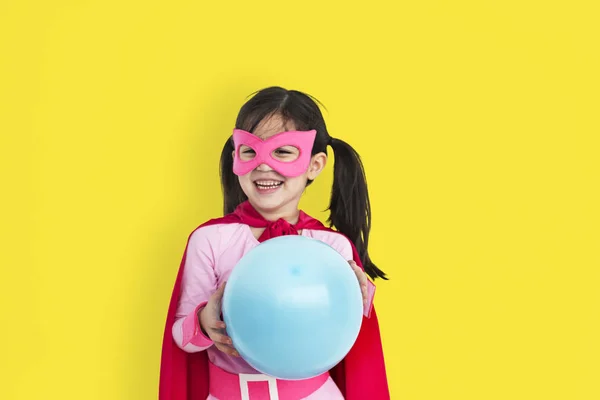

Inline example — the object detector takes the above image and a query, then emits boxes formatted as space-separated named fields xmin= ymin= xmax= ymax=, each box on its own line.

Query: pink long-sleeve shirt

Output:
xmin=171 ymin=222 xmax=375 ymax=374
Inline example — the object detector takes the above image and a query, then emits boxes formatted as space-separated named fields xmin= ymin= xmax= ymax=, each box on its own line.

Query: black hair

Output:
xmin=219 ymin=86 xmax=386 ymax=280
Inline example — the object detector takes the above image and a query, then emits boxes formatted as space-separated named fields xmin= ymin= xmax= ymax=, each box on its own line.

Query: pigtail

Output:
xmin=328 ymin=138 xmax=387 ymax=280
xmin=220 ymin=136 xmax=247 ymax=215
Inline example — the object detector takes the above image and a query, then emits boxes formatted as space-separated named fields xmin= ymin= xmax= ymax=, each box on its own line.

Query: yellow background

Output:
xmin=1 ymin=1 xmax=599 ymax=399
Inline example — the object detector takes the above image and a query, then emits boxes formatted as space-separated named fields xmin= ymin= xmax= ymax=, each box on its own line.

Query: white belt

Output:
xmin=238 ymin=373 xmax=279 ymax=400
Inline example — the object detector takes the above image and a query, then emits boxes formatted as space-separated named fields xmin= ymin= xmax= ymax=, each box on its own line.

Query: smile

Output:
xmin=254 ymin=180 xmax=284 ymax=191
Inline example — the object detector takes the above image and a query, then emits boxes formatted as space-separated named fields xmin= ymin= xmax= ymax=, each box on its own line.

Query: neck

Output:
xmin=249 ymin=200 xmax=301 ymax=224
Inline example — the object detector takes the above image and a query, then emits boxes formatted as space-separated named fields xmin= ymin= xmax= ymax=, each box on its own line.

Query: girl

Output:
xmin=159 ymin=87 xmax=389 ymax=400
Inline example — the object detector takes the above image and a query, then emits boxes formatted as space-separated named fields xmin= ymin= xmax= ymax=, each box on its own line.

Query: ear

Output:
xmin=307 ymin=152 xmax=327 ymax=180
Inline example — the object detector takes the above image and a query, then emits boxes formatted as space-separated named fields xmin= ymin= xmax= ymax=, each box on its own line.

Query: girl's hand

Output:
xmin=349 ymin=260 xmax=369 ymax=305
xmin=198 ymin=282 xmax=240 ymax=357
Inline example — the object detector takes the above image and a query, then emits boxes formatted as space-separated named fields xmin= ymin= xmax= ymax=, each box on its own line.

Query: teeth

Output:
xmin=255 ymin=180 xmax=282 ymax=188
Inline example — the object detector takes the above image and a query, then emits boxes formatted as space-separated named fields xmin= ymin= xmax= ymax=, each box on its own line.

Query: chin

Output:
xmin=248 ymin=194 xmax=287 ymax=212
xmin=240 ymin=179 xmax=303 ymax=213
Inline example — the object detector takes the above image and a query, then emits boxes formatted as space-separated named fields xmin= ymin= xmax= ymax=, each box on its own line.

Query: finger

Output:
xmin=356 ymin=270 xmax=368 ymax=286
xmin=212 ymin=332 xmax=233 ymax=346
xmin=213 ymin=281 xmax=227 ymax=299
xmin=208 ymin=283 xmax=226 ymax=311
xmin=207 ymin=319 xmax=227 ymax=330
xmin=351 ymin=263 xmax=364 ymax=275
xmin=356 ymin=269 xmax=366 ymax=280
xmin=358 ymin=276 xmax=368 ymax=303
xmin=362 ymin=287 xmax=369 ymax=304
xmin=215 ymin=343 xmax=240 ymax=357
xmin=348 ymin=261 xmax=368 ymax=303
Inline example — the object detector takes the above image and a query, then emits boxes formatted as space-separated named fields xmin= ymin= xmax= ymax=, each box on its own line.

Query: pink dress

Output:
xmin=171 ymin=222 xmax=360 ymax=399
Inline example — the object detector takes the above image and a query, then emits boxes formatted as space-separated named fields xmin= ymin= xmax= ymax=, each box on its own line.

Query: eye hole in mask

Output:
xmin=238 ymin=144 xmax=301 ymax=163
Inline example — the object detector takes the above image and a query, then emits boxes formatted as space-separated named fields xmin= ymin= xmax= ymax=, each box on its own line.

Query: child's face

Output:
xmin=235 ymin=114 xmax=326 ymax=214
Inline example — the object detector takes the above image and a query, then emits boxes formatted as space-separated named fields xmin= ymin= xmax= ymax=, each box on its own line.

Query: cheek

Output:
xmin=283 ymin=175 xmax=307 ymax=191
xmin=238 ymin=175 xmax=253 ymax=189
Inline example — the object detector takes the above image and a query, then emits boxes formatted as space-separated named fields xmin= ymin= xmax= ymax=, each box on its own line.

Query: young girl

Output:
xmin=159 ymin=87 xmax=389 ymax=400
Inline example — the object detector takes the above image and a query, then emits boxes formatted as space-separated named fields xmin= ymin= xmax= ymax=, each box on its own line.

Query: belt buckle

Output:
xmin=239 ymin=373 xmax=279 ymax=400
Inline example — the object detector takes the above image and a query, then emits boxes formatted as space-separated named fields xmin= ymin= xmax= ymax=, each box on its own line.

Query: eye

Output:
xmin=272 ymin=146 xmax=300 ymax=162
xmin=274 ymin=149 xmax=293 ymax=155
xmin=238 ymin=145 xmax=256 ymax=160
xmin=275 ymin=146 xmax=299 ymax=155
xmin=239 ymin=145 xmax=255 ymax=155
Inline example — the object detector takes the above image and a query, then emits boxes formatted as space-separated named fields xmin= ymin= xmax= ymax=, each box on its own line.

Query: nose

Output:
xmin=255 ymin=163 xmax=273 ymax=172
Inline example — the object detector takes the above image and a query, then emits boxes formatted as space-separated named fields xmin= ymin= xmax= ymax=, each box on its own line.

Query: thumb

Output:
xmin=214 ymin=281 xmax=227 ymax=300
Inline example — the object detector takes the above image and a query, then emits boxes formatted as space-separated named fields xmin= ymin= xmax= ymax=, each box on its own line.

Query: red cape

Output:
xmin=159 ymin=203 xmax=390 ymax=399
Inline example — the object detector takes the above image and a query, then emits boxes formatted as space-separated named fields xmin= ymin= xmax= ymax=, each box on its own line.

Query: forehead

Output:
xmin=253 ymin=114 xmax=297 ymax=140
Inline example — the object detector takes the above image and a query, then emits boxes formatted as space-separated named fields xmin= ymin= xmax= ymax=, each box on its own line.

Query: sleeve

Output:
xmin=323 ymin=232 xmax=376 ymax=319
xmin=171 ymin=226 xmax=219 ymax=352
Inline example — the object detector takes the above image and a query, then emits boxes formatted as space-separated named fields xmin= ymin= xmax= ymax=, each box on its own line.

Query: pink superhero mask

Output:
xmin=232 ymin=128 xmax=317 ymax=177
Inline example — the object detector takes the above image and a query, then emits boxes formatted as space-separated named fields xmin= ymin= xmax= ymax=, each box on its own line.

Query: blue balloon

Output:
xmin=222 ymin=235 xmax=363 ymax=380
